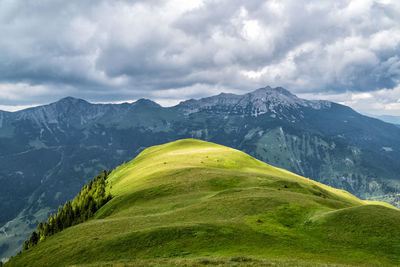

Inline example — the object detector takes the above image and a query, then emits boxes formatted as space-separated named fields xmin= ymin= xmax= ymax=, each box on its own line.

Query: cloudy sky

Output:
xmin=0 ymin=0 xmax=400 ymax=115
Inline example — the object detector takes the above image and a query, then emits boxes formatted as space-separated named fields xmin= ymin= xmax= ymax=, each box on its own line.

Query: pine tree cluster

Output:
xmin=22 ymin=170 xmax=112 ymax=251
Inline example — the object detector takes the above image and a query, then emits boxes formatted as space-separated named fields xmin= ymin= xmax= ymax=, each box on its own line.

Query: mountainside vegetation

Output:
xmin=5 ymin=139 xmax=400 ymax=266
xmin=1 ymin=86 xmax=400 ymax=259
xmin=22 ymin=171 xmax=112 ymax=251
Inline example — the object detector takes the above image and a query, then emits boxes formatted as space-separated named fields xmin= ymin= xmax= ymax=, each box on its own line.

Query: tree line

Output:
xmin=22 ymin=170 xmax=112 ymax=251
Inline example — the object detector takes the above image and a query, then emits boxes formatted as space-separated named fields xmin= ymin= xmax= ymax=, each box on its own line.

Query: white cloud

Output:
xmin=0 ymin=0 xmax=399 ymax=112
xmin=0 ymin=104 xmax=40 ymax=112
xmin=0 ymin=83 xmax=51 ymax=101
xmin=299 ymin=85 xmax=400 ymax=115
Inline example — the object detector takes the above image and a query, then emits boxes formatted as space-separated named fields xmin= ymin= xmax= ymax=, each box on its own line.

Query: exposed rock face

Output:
xmin=178 ymin=86 xmax=331 ymax=118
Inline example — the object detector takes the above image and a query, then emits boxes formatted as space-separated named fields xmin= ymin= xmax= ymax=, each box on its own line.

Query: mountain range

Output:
xmin=5 ymin=139 xmax=400 ymax=266
xmin=1 ymin=86 xmax=400 ymax=259
xmin=367 ymin=114 xmax=400 ymax=127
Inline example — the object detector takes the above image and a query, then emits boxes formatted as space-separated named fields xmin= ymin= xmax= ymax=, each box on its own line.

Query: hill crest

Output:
xmin=6 ymin=139 xmax=400 ymax=266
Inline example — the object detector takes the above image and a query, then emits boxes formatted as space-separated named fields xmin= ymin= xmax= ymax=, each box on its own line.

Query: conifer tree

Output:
xmin=29 ymin=232 xmax=39 ymax=246
xmin=23 ymin=170 xmax=113 ymax=250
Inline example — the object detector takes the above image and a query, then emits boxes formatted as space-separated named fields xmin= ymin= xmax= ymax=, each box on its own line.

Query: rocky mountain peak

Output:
xmin=251 ymin=86 xmax=294 ymax=97
xmin=133 ymin=98 xmax=161 ymax=108
xmin=55 ymin=96 xmax=90 ymax=106
xmin=14 ymin=97 xmax=103 ymax=128
xmin=178 ymin=86 xmax=331 ymax=117
xmin=246 ymin=86 xmax=305 ymax=107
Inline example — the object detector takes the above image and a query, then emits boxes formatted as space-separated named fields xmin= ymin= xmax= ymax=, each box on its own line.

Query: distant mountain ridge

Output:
xmin=2 ymin=86 xmax=328 ymax=120
xmin=366 ymin=113 xmax=400 ymax=126
xmin=179 ymin=86 xmax=331 ymax=117
xmin=1 ymin=86 xmax=400 ymax=259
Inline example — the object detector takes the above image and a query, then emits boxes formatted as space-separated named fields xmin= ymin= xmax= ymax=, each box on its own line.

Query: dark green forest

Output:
xmin=22 ymin=170 xmax=112 ymax=251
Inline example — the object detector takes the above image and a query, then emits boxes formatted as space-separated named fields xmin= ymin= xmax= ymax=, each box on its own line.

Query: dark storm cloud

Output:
xmin=0 ymin=0 xmax=399 ymax=110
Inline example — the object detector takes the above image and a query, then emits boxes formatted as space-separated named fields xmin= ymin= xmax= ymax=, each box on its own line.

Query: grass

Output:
xmin=6 ymin=139 xmax=400 ymax=266
xmin=68 ymin=256 xmax=355 ymax=267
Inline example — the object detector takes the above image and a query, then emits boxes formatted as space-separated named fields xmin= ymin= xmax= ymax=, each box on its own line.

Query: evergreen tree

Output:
xmin=29 ymin=231 xmax=39 ymax=246
xmin=37 ymin=222 xmax=43 ymax=233
xmin=42 ymin=223 xmax=49 ymax=240
xmin=48 ymin=214 xmax=55 ymax=235
xmin=23 ymin=170 xmax=113 ymax=250
xmin=22 ymin=240 xmax=29 ymax=251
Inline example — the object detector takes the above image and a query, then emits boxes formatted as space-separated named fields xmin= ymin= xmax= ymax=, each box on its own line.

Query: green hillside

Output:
xmin=5 ymin=139 xmax=400 ymax=266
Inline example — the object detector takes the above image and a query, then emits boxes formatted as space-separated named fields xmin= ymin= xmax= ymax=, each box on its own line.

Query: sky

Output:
xmin=0 ymin=0 xmax=400 ymax=115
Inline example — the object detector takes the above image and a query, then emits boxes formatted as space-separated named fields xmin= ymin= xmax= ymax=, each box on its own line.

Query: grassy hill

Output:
xmin=5 ymin=139 xmax=400 ymax=266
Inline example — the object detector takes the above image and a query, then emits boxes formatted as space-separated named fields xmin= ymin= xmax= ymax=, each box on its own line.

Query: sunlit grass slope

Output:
xmin=7 ymin=139 xmax=400 ymax=266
